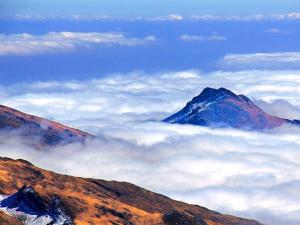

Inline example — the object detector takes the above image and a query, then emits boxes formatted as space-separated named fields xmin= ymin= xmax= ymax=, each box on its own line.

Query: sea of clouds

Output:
xmin=1 ymin=70 xmax=300 ymax=225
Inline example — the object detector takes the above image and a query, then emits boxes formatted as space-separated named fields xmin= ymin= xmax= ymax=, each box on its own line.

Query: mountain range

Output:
xmin=164 ymin=87 xmax=300 ymax=130
xmin=0 ymin=157 xmax=264 ymax=225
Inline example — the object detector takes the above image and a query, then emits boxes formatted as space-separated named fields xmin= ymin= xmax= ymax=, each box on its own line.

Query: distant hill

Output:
xmin=164 ymin=87 xmax=300 ymax=130
xmin=0 ymin=105 xmax=92 ymax=146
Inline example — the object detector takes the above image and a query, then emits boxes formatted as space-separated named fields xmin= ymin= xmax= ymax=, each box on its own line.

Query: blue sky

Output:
xmin=0 ymin=1 xmax=300 ymax=85
xmin=1 ymin=18 xmax=300 ymax=84
xmin=1 ymin=2 xmax=300 ymax=225
xmin=1 ymin=0 xmax=300 ymax=16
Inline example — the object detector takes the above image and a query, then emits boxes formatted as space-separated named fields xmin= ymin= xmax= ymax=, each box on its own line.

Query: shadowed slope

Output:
xmin=0 ymin=105 xmax=92 ymax=146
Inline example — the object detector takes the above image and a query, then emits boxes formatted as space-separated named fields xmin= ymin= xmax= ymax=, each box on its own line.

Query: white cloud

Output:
xmin=4 ymin=12 xmax=300 ymax=21
xmin=274 ymin=12 xmax=300 ymax=20
xmin=254 ymin=99 xmax=300 ymax=119
xmin=142 ymin=14 xmax=185 ymax=21
xmin=2 ymin=70 xmax=300 ymax=224
xmin=2 ymin=70 xmax=300 ymax=126
xmin=167 ymin=14 xmax=184 ymax=21
xmin=265 ymin=28 xmax=281 ymax=33
xmin=265 ymin=28 xmax=292 ymax=34
xmin=2 ymin=14 xmax=185 ymax=22
xmin=219 ymin=52 xmax=300 ymax=70
xmin=192 ymin=14 xmax=264 ymax=21
xmin=192 ymin=13 xmax=300 ymax=21
xmin=0 ymin=32 xmax=156 ymax=55
xmin=179 ymin=34 xmax=227 ymax=42
xmin=2 ymin=122 xmax=300 ymax=225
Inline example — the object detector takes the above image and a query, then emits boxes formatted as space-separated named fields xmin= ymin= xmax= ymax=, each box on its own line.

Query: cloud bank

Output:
xmin=219 ymin=52 xmax=300 ymax=70
xmin=192 ymin=13 xmax=300 ymax=21
xmin=1 ymin=70 xmax=300 ymax=225
xmin=1 ymin=122 xmax=300 ymax=225
xmin=0 ymin=32 xmax=156 ymax=55
xmin=3 ymin=12 xmax=300 ymax=21
xmin=2 ymin=70 xmax=300 ymax=125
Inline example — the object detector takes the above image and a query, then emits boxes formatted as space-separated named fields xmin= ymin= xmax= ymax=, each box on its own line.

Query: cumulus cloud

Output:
xmin=2 ymin=70 xmax=300 ymax=225
xmin=219 ymin=52 xmax=300 ymax=70
xmin=179 ymin=34 xmax=227 ymax=42
xmin=0 ymin=32 xmax=156 ymax=55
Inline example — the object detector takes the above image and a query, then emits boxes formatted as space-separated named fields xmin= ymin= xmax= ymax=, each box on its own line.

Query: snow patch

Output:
xmin=0 ymin=194 xmax=71 ymax=225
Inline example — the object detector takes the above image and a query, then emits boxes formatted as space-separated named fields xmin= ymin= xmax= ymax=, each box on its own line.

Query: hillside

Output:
xmin=0 ymin=157 xmax=263 ymax=225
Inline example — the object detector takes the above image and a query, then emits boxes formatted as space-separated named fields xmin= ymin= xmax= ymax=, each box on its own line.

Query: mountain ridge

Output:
xmin=0 ymin=104 xmax=92 ymax=146
xmin=0 ymin=157 xmax=264 ymax=225
xmin=164 ymin=87 xmax=300 ymax=130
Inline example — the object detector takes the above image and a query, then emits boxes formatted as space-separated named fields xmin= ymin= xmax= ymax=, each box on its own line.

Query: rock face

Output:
xmin=0 ymin=105 xmax=92 ymax=146
xmin=0 ymin=157 xmax=264 ymax=225
xmin=164 ymin=87 xmax=299 ymax=130
xmin=0 ymin=185 xmax=72 ymax=225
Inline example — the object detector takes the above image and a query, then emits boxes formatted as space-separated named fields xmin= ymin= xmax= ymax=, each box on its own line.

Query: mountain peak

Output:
xmin=202 ymin=87 xmax=235 ymax=95
xmin=191 ymin=87 xmax=237 ymax=103
xmin=164 ymin=87 xmax=291 ymax=130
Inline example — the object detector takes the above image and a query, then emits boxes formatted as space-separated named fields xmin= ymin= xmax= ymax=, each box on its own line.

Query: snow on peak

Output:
xmin=163 ymin=87 xmax=291 ymax=130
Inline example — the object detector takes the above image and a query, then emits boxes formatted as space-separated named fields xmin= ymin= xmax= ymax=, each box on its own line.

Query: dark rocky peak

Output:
xmin=0 ymin=185 xmax=73 ymax=224
xmin=189 ymin=87 xmax=237 ymax=105
xmin=1 ymin=185 xmax=47 ymax=215
xmin=238 ymin=94 xmax=253 ymax=104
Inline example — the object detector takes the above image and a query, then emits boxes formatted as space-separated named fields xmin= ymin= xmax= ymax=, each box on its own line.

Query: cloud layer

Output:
xmin=2 ymin=70 xmax=300 ymax=124
xmin=191 ymin=12 xmax=300 ymax=21
xmin=219 ymin=52 xmax=300 ymax=70
xmin=1 ymin=70 xmax=300 ymax=225
xmin=4 ymin=12 xmax=300 ymax=21
xmin=0 ymin=32 xmax=156 ymax=55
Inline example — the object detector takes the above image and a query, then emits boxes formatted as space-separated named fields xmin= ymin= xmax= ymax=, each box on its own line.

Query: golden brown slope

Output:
xmin=0 ymin=211 xmax=23 ymax=225
xmin=0 ymin=157 xmax=264 ymax=225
